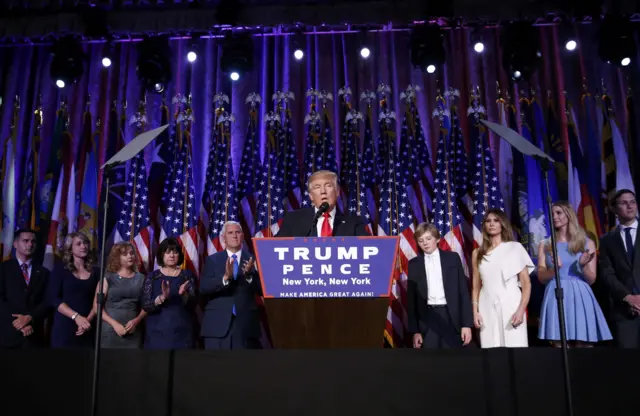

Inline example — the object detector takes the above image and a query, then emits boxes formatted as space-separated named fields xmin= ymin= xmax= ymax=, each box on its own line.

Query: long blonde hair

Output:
xmin=62 ymin=232 xmax=96 ymax=272
xmin=549 ymin=201 xmax=587 ymax=255
xmin=477 ymin=209 xmax=514 ymax=265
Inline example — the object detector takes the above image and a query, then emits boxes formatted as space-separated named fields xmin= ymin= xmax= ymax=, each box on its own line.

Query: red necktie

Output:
xmin=321 ymin=212 xmax=332 ymax=237
xmin=21 ymin=263 xmax=30 ymax=285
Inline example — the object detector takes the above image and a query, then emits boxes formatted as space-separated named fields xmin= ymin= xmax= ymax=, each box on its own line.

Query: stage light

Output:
xmin=294 ymin=49 xmax=304 ymax=60
xmin=101 ymin=57 xmax=112 ymax=67
xmin=473 ymin=42 xmax=485 ymax=53
xmin=598 ymin=15 xmax=636 ymax=68
xmin=221 ymin=33 xmax=254 ymax=81
xmin=187 ymin=51 xmax=197 ymax=63
xmin=360 ymin=47 xmax=371 ymax=59
xmin=56 ymin=80 xmax=65 ymax=89
xmin=410 ymin=25 xmax=446 ymax=72
xmin=49 ymin=37 xmax=87 ymax=87
xmin=565 ymin=40 xmax=577 ymax=51
xmin=501 ymin=22 xmax=541 ymax=82
xmin=136 ymin=37 xmax=172 ymax=93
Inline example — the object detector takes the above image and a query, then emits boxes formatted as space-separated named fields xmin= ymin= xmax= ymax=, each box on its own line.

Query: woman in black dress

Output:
xmin=48 ymin=232 xmax=99 ymax=348
xmin=141 ymin=237 xmax=197 ymax=349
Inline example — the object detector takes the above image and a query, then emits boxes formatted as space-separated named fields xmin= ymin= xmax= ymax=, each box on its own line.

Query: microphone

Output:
xmin=307 ymin=202 xmax=330 ymax=236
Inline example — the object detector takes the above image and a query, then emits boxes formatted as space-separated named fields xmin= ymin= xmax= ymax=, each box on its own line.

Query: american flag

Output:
xmin=302 ymin=90 xmax=337 ymax=205
xmin=160 ymin=102 xmax=199 ymax=275
xmin=275 ymin=92 xmax=302 ymax=210
xmin=399 ymin=85 xmax=434 ymax=224
xmin=199 ymin=94 xmax=239 ymax=255
xmin=432 ymin=93 xmax=467 ymax=275
xmin=115 ymin=151 xmax=153 ymax=273
xmin=376 ymin=85 xmax=417 ymax=347
xmin=360 ymin=92 xmax=379 ymax=232
xmin=342 ymin=105 xmax=372 ymax=230
xmin=469 ymin=97 xmax=504 ymax=245
xmin=238 ymin=94 xmax=262 ymax=238
xmin=254 ymin=113 xmax=286 ymax=237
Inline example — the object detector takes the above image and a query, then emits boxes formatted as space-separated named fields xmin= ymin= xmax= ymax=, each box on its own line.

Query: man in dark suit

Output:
xmin=407 ymin=223 xmax=473 ymax=348
xmin=0 ymin=229 xmax=51 ymax=348
xmin=200 ymin=221 xmax=262 ymax=349
xmin=599 ymin=189 xmax=640 ymax=348
xmin=276 ymin=170 xmax=368 ymax=237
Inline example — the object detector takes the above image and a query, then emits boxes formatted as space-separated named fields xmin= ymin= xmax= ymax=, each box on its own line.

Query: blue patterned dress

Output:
xmin=538 ymin=242 xmax=612 ymax=342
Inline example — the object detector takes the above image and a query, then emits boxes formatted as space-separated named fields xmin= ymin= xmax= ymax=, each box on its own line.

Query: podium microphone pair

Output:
xmin=307 ymin=202 xmax=330 ymax=236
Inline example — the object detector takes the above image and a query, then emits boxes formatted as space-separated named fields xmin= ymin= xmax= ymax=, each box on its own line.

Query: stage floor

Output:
xmin=2 ymin=348 xmax=637 ymax=416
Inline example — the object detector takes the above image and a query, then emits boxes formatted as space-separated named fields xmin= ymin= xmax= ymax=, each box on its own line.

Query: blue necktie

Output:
xmin=232 ymin=254 xmax=238 ymax=315
xmin=624 ymin=227 xmax=634 ymax=265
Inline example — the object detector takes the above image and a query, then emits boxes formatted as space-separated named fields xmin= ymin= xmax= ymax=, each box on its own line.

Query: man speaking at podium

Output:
xmin=276 ymin=170 xmax=369 ymax=237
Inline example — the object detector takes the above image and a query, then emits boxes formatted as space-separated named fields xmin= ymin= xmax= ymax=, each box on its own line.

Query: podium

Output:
xmin=253 ymin=236 xmax=399 ymax=349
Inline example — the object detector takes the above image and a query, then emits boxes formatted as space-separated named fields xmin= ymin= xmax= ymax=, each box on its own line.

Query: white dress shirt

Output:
xmin=315 ymin=206 xmax=336 ymax=237
xmin=424 ymin=250 xmax=446 ymax=305
xmin=222 ymin=249 xmax=253 ymax=286
xmin=17 ymin=258 xmax=33 ymax=280
xmin=620 ymin=220 xmax=638 ymax=251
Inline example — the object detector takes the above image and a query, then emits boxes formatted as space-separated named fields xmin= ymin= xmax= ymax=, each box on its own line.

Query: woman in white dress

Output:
xmin=471 ymin=209 xmax=534 ymax=348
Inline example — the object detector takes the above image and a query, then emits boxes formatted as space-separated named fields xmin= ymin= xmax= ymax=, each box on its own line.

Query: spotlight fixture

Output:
xmin=598 ymin=14 xmax=636 ymax=68
xmin=101 ymin=56 xmax=112 ymax=68
xmin=187 ymin=51 xmax=197 ymax=63
xmin=136 ymin=37 xmax=172 ymax=93
xmin=473 ymin=42 xmax=485 ymax=53
xmin=294 ymin=48 xmax=304 ymax=60
xmin=470 ymin=27 xmax=485 ymax=54
xmin=501 ymin=22 xmax=542 ymax=82
xmin=187 ymin=34 xmax=200 ymax=63
xmin=292 ymin=35 xmax=305 ymax=61
xmin=49 ymin=37 xmax=87 ymax=87
xmin=565 ymin=40 xmax=577 ymax=51
xmin=360 ymin=47 xmax=371 ymax=59
xmin=410 ymin=25 xmax=446 ymax=72
xmin=220 ymin=33 xmax=254 ymax=81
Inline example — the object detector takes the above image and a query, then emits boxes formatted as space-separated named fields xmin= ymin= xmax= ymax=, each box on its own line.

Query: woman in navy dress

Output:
xmin=48 ymin=232 xmax=99 ymax=348
xmin=141 ymin=237 xmax=197 ymax=349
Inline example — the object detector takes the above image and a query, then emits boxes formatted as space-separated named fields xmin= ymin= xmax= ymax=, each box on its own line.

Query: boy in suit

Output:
xmin=0 ymin=229 xmax=51 ymax=348
xmin=407 ymin=223 xmax=473 ymax=348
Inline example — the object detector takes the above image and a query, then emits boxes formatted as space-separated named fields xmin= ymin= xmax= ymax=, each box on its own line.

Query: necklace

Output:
xmin=161 ymin=267 xmax=180 ymax=277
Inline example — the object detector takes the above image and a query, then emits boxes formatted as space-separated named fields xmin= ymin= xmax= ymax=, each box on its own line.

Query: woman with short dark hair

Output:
xmin=141 ymin=237 xmax=197 ymax=349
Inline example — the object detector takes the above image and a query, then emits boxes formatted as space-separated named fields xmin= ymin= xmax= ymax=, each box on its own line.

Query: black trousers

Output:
xmin=203 ymin=316 xmax=261 ymax=350
xmin=614 ymin=316 xmax=640 ymax=349
xmin=421 ymin=305 xmax=463 ymax=349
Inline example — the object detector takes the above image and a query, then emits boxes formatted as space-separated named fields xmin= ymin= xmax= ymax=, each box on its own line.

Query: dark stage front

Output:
xmin=1 ymin=348 xmax=638 ymax=416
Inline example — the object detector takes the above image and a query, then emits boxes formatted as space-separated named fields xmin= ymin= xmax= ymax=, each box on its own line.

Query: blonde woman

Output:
xmin=471 ymin=209 xmax=534 ymax=348
xmin=95 ymin=242 xmax=147 ymax=348
xmin=48 ymin=232 xmax=99 ymax=348
xmin=537 ymin=202 xmax=612 ymax=346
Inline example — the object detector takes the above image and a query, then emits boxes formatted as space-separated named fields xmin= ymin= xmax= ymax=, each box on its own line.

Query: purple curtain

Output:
xmin=0 ymin=25 xmax=636 ymax=216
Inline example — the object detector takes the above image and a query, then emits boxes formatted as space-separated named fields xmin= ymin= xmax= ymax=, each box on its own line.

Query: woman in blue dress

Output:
xmin=141 ymin=237 xmax=197 ymax=349
xmin=48 ymin=232 xmax=99 ymax=348
xmin=537 ymin=201 xmax=612 ymax=347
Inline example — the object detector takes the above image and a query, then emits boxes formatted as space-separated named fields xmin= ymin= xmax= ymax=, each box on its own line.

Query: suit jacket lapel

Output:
xmin=438 ymin=251 xmax=453 ymax=300
xmin=332 ymin=214 xmax=345 ymax=236
xmin=613 ymin=229 xmax=631 ymax=268
xmin=416 ymin=253 xmax=429 ymax=299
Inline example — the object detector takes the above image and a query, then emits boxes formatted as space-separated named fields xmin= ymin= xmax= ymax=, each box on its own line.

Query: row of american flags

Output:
xmin=0 ymin=81 xmax=636 ymax=347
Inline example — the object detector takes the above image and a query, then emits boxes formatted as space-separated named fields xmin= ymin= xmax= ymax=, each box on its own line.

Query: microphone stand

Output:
xmin=537 ymin=157 xmax=574 ymax=416
xmin=90 ymin=164 xmax=115 ymax=416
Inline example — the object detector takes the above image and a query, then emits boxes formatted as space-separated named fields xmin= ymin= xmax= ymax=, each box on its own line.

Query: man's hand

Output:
xmin=624 ymin=294 xmax=640 ymax=311
xmin=224 ymin=257 xmax=235 ymax=282
xmin=461 ymin=327 xmax=472 ymax=346
xmin=412 ymin=333 xmax=423 ymax=349
xmin=20 ymin=326 xmax=33 ymax=337
xmin=242 ymin=257 xmax=255 ymax=275
xmin=12 ymin=314 xmax=32 ymax=330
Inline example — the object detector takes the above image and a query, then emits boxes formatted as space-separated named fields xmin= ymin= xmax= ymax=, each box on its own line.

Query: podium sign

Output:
xmin=253 ymin=236 xmax=399 ymax=299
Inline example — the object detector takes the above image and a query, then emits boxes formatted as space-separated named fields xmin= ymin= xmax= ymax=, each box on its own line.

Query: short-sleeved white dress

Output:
xmin=478 ymin=241 xmax=535 ymax=348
